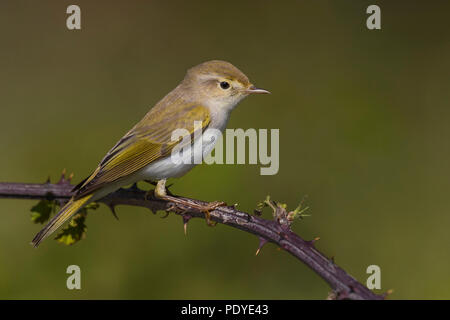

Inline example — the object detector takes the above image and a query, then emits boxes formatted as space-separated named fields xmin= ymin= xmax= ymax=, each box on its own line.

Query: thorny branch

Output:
xmin=0 ymin=172 xmax=385 ymax=300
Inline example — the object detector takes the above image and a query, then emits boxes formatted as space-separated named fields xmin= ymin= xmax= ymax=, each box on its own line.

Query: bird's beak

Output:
xmin=246 ymin=85 xmax=271 ymax=94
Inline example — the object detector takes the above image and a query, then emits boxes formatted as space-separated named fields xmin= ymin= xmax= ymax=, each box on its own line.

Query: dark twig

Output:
xmin=0 ymin=179 xmax=384 ymax=300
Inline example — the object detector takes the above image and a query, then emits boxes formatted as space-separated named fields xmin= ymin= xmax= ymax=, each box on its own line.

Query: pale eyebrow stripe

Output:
xmin=197 ymin=74 xmax=220 ymax=82
xmin=197 ymin=74 xmax=242 ymax=88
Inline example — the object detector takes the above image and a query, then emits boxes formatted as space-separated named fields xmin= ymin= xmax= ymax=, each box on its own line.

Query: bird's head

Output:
xmin=181 ymin=60 xmax=270 ymax=110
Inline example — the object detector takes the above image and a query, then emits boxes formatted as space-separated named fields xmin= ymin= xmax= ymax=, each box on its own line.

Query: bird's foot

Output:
xmin=153 ymin=179 xmax=226 ymax=226
xmin=154 ymin=179 xmax=167 ymax=198
xmin=153 ymin=179 xmax=188 ymax=207
xmin=147 ymin=179 xmax=174 ymax=196
xmin=144 ymin=179 xmax=175 ymax=200
xmin=199 ymin=201 xmax=227 ymax=226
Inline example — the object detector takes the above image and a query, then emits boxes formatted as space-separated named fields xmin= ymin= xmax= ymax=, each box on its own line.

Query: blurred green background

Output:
xmin=0 ymin=0 xmax=449 ymax=299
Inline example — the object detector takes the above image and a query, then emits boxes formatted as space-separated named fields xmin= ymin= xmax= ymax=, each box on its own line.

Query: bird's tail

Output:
xmin=31 ymin=194 xmax=93 ymax=247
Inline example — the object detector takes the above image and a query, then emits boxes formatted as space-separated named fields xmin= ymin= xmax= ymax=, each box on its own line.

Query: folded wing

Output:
xmin=73 ymin=102 xmax=210 ymax=199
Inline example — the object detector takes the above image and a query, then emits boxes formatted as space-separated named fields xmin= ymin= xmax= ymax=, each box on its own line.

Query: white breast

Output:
xmin=134 ymin=107 xmax=231 ymax=181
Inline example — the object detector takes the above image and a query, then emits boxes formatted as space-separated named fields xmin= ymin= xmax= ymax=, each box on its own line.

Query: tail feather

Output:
xmin=31 ymin=194 xmax=93 ymax=247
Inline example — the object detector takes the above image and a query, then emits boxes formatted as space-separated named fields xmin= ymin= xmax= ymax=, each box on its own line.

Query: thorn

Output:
xmin=182 ymin=215 xmax=192 ymax=236
xmin=144 ymin=189 xmax=153 ymax=201
xmin=336 ymin=290 xmax=350 ymax=300
xmin=326 ymin=291 xmax=337 ymax=300
xmin=108 ymin=204 xmax=119 ymax=220
xmin=383 ymin=289 xmax=394 ymax=299
xmin=255 ymin=237 xmax=268 ymax=256
xmin=68 ymin=172 xmax=74 ymax=182
xmin=165 ymin=183 xmax=174 ymax=196
xmin=144 ymin=180 xmax=157 ymax=186
xmin=129 ymin=183 xmax=139 ymax=190
xmin=160 ymin=211 xmax=170 ymax=219
xmin=57 ymin=168 xmax=70 ymax=185
xmin=308 ymin=236 xmax=320 ymax=246
xmin=45 ymin=176 xmax=51 ymax=184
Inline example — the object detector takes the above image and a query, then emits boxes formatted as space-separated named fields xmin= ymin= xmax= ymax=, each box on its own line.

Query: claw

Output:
xmin=204 ymin=210 xmax=216 ymax=226
xmin=201 ymin=201 xmax=226 ymax=227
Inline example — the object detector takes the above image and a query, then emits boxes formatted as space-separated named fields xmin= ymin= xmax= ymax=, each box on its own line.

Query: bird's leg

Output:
xmin=153 ymin=179 xmax=186 ymax=205
xmin=152 ymin=179 xmax=226 ymax=226
xmin=154 ymin=179 xmax=168 ymax=198
xmin=144 ymin=179 xmax=174 ymax=199
xmin=145 ymin=179 xmax=174 ymax=196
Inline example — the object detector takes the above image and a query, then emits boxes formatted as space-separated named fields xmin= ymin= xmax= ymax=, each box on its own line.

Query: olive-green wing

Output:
xmin=73 ymin=103 xmax=210 ymax=198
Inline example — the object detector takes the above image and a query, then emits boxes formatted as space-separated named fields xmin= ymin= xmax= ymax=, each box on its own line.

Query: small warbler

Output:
xmin=31 ymin=60 xmax=269 ymax=247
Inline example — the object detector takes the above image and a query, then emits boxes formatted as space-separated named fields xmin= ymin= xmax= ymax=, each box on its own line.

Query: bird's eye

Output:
xmin=220 ymin=81 xmax=230 ymax=90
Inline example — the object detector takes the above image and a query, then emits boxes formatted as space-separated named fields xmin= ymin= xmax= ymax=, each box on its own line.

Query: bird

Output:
xmin=31 ymin=60 xmax=270 ymax=247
